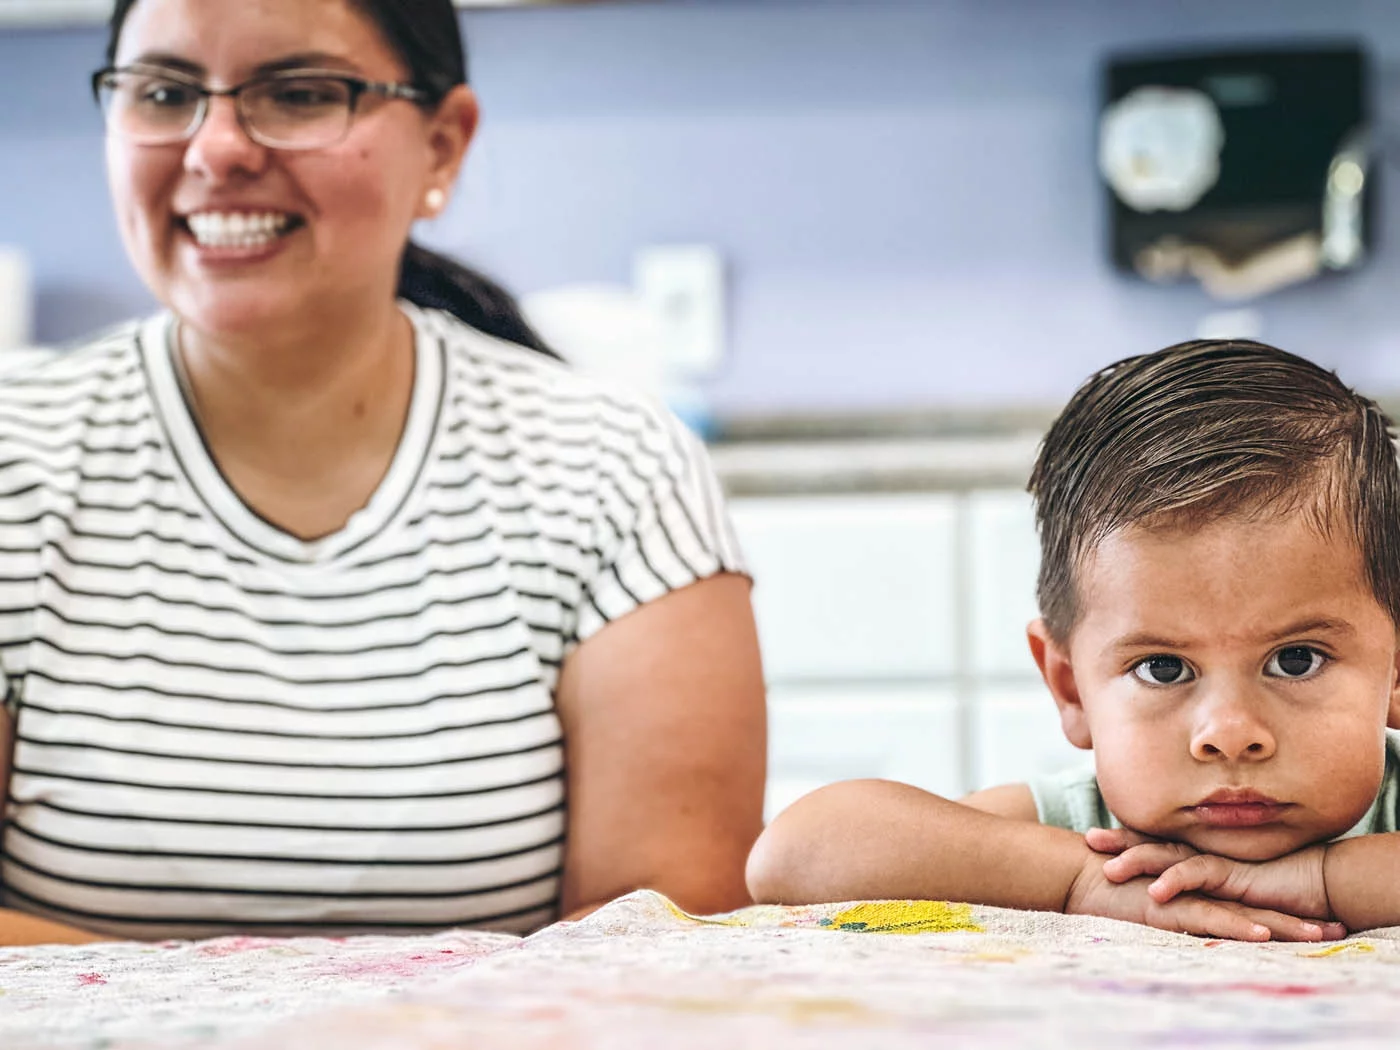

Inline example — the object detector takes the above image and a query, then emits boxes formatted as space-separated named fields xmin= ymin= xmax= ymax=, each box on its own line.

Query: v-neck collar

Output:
xmin=139 ymin=304 xmax=445 ymax=567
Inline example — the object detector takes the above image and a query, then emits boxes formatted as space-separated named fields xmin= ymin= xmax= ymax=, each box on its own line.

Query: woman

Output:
xmin=0 ymin=0 xmax=766 ymax=945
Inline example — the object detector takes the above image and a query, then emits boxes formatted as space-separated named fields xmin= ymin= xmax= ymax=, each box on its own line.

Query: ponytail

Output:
xmin=398 ymin=243 xmax=557 ymax=358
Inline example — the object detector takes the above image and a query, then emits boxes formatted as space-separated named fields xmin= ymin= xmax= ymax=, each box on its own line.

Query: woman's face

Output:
xmin=108 ymin=0 xmax=474 ymax=341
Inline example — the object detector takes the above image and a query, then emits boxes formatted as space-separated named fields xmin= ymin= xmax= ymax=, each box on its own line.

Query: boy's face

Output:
xmin=1028 ymin=510 xmax=1400 ymax=862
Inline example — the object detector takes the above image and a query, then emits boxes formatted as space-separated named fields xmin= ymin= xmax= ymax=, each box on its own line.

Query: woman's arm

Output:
xmin=554 ymin=572 xmax=767 ymax=918
xmin=0 ymin=710 xmax=108 ymax=945
xmin=0 ymin=908 xmax=109 ymax=946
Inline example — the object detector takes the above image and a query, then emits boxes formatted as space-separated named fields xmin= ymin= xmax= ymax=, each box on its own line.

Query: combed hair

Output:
xmin=1028 ymin=339 xmax=1400 ymax=641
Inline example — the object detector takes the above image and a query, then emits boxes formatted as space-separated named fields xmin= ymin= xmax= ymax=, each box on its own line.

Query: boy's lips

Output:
xmin=1191 ymin=788 xmax=1291 ymax=828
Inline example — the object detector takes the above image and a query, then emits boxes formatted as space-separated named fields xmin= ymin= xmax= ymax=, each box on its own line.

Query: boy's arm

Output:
xmin=1095 ymin=829 xmax=1400 ymax=933
xmin=1324 ymin=834 xmax=1400 ymax=931
xmin=959 ymin=782 xmax=1042 ymax=821
xmin=746 ymin=779 xmax=1086 ymax=911
xmin=746 ymin=779 xmax=1335 ymax=941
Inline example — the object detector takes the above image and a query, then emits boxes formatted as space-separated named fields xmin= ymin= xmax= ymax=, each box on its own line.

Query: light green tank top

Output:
xmin=1029 ymin=729 xmax=1400 ymax=840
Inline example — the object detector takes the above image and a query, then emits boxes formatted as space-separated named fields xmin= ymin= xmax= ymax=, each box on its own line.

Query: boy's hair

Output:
xmin=1029 ymin=339 xmax=1400 ymax=641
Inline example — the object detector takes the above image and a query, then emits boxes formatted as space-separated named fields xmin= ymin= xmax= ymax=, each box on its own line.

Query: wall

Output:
xmin=1 ymin=0 xmax=1399 ymax=413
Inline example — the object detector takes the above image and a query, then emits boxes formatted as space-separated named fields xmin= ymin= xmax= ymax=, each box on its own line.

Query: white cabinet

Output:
xmin=732 ymin=487 xmax=1085 ymax=812
xmin=968 ymin=686 xmax=1090 ymax=793
xmin=968 ymin=489 xmax=1042 ymax=679
xmin=765 ymin=684 xmax=962 ymax=820
xmin=730 ymin=494 xmax=958 ymax=682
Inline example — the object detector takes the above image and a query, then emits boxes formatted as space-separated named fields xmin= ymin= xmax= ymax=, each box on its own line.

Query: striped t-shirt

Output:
xmin=0 ymin=303 xmax=744 ymax=939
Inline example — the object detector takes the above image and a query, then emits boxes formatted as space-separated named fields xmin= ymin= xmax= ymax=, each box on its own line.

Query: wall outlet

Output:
xmin=633 ymin=244 xmax=726 ymax=378
xmin=1195 ymin=308 xmax=1262 ymax=340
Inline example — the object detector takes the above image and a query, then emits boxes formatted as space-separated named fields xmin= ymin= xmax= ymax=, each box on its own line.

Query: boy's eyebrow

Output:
xmin=1265 ymin=616 xmax=1357 ymax=640
xmin=1111 ymin=617 xmax=1356 ymax=652
xmin=1111 ymin=632 xmax=1190 ymax=652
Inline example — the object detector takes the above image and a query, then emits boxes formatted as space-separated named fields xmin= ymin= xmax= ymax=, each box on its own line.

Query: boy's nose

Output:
xmin=1190 ymin=695 xmax=1277 ymax=762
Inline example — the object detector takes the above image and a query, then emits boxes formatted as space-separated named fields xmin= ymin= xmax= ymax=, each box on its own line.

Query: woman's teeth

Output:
xmin=185 ymin=212 xmax=295 ymax=249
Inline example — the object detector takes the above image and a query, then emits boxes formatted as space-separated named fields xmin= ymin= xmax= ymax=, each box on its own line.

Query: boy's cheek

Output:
xmin=1092 ymin=750 xmax=1179 ymax=832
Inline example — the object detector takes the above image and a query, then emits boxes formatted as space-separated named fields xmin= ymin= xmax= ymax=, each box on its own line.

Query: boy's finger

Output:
xmin=1153 ymin=898 xmax=1271 ymax=941
xmin=1085 ymin=827 xmax=1161 ymax=854
xmin=1229 ymin=904 xmax=1339 ymax=943
xmin=1147 ymin=854 xmax=1236 ymax=902
xmin=1102 ymin=843 xmax=1197 ymax=883
xmin=1084 ymin=827 xmax=1131 ymax=854
xmin=1155 ymin=898 xmax=1339 ymax=943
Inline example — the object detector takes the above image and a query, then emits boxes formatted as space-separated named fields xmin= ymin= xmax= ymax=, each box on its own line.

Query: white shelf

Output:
xmin=0 ymin=0 xmax=569 ymax=27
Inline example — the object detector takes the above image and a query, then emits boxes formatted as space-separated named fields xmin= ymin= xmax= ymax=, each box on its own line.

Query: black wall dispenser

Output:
xmin=1099 ymin=44 xmax=1372 ymax=300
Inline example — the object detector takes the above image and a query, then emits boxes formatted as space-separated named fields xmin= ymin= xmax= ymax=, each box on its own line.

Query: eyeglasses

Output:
xmin=91 ymin=65 xmax=431 ymax=151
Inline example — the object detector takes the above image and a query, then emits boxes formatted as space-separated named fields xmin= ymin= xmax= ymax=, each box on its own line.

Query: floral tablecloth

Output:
xmin=7 ymin=892 xmax=1400 ymax=1048
xmin=0 ymin=927 xmax=518 ymax=1047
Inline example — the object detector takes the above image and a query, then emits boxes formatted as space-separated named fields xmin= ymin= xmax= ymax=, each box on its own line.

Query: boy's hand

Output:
xmin=1066 ymin=842 xmax=1339 ymax=942
xmin=1085 ymin=827 xmax=1343 ymax=938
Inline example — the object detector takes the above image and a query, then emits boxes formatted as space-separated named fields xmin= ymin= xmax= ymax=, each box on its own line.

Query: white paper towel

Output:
xmin=0 ymin=247 xmax=33 ymax=352
xmin=520 ymin=282 xmax=716 ymax=437
xmin=521 ymin=283 xmax=668 ymax=395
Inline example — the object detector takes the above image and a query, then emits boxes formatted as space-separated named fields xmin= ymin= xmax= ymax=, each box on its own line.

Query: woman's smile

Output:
xmin=176 ymin=209 xmax=306 ymax=265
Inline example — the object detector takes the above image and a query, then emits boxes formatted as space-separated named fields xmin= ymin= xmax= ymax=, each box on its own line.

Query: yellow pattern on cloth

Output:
xmin=1301 ymin=942 xmax=1377 ymax=957
xmin=822 ymin=901 xmax=982 ymax=934
xmin=659 ymin=896 xmax=982 ymax=934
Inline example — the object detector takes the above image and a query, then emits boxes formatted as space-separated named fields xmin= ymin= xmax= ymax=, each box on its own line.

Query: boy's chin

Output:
xmin=1180 ymin=825 xmax=1322 ymax=862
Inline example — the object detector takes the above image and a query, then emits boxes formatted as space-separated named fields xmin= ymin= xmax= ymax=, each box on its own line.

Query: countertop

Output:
xmin=707 ymin=406 xmax=1056 ymax=496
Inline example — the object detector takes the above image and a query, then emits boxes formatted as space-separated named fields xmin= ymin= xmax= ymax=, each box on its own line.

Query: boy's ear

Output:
xmin=1388 ymin=638 xmax=1400 ymax=731
xmin=1027 ymin=618 xmax=1093 ymax=750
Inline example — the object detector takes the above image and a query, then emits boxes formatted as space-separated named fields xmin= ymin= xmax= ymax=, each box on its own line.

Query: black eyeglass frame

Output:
xmin=89 ymin=64 xmax=435 ymax=149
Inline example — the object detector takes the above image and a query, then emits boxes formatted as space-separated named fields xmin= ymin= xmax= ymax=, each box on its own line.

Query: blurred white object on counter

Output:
xmin=522 ymin=283 xmax=668 ymax=394
xmin=0 ymin=247 xmax=33 ymax=352
xmin=522 ymin=279 xmax=719 ymax=437
xmin=633 ymin=244 xmax=726 ymax=378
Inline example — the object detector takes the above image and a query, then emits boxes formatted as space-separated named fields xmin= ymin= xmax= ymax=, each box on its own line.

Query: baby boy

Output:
xmin=747 ymin=339 xmax=1400 ymax=940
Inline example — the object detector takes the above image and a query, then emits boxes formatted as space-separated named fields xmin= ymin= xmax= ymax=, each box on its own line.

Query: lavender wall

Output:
xmin=1 ymin=0 xmax=1398 ymax=413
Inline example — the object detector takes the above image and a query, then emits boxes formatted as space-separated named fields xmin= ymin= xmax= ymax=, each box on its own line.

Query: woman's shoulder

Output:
xmin=0 ymin=319 xmax=146 ymax=410
xmin=0 ymin=319 xmax=151 ymax=530
xmin=0 ymin=318 xmax=150 ymax=460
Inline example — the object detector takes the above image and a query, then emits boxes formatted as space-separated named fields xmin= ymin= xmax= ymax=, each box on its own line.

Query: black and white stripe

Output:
xmin=0 ymin=304 xmax=744 ymax=939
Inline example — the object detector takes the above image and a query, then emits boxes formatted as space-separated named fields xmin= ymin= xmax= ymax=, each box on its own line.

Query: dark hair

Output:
xmin=106 ymin=0 xmax=554 ymax=356
xmin=1028 ymin=339 xmax=1400 ymax=641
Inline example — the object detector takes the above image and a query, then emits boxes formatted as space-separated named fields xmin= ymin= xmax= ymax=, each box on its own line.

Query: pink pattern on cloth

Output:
xmin=0 ymin=927 xmax=518 ymax=1048
xmin=195 ymin=937 xmax=299 ymax=959
xmin=6 ymin=894 xmax=1400 ymax=1049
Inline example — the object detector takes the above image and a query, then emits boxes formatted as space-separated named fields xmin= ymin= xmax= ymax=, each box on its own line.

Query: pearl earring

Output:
xmin=425 ymin=188 xmax=447 ymax=213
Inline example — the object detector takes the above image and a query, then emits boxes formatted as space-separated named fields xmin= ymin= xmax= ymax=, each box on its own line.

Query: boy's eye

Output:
xmin=1266 ymin=646 xmax=1326 ymax=680
xmin=1132 ymin=655 xmax=1194 ymax=685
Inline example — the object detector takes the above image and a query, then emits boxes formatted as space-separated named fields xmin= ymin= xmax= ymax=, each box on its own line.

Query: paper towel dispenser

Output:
xmin=1099 ymin=43 xmax=1372 ymax=300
